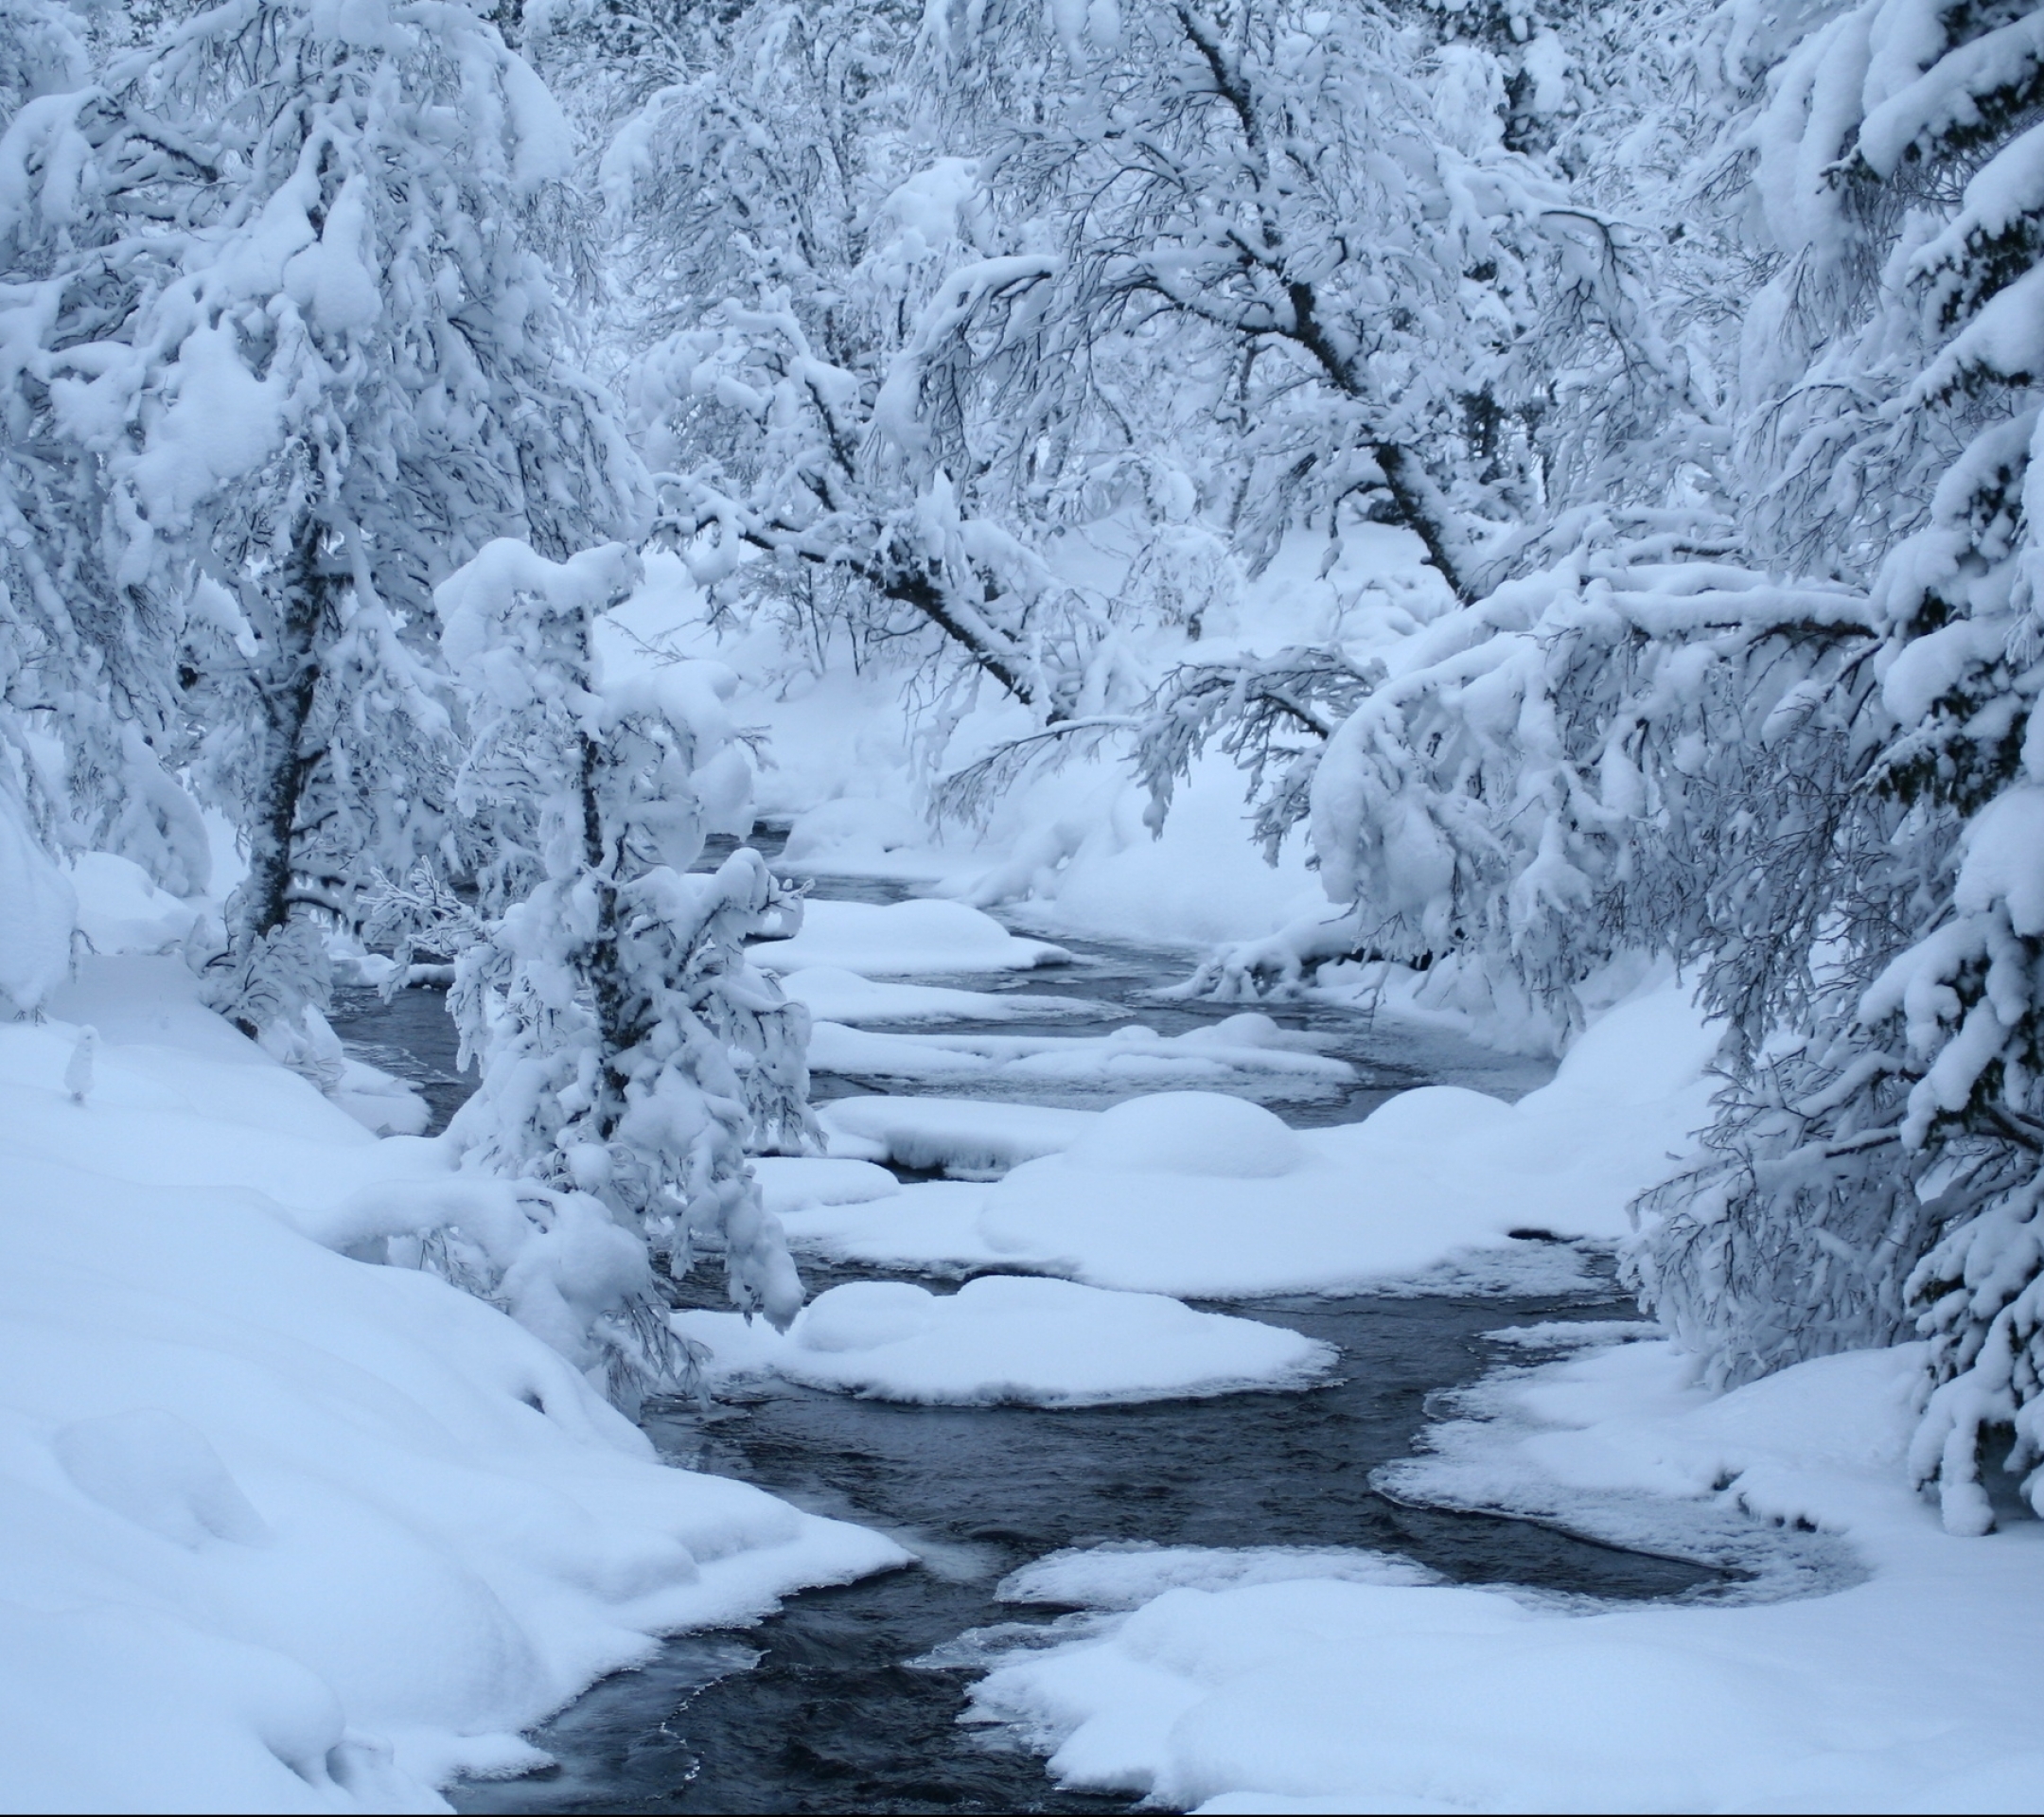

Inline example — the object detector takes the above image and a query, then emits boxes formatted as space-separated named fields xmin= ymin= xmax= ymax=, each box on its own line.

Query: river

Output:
xmin=326 ymin=841 xmax=1736 ymax=1815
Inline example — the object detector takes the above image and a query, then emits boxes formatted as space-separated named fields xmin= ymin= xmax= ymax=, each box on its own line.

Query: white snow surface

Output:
xmin=963 ymin=1337 xmax=2044 ymax=1814
xmin=805 ymin=1011 xmax=1354 ymax=1100
xmin=0 ymin=959 xmax=903 ymax=1812
xmin=793 ymin=989 xmax=1717 ymax=1294
xmin=778 ymin=965 xmax=1098 ymax=1025
xmin=749 ymin=898 xmax=1072 ymax=977
xmin=70 ymin=850 xmax=200 ymax=955
xmin=749 ymin=1155 xmax=903 ymax=1218
xmin=675 ymin=1275 xmax=1336 ymax=1406
xmin=0 ymin=787 xmax=76 ymax=1014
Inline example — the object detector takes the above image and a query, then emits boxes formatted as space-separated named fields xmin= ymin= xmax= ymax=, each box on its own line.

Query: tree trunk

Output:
xmin=229 ymin=521 xmax=335 ymax=1032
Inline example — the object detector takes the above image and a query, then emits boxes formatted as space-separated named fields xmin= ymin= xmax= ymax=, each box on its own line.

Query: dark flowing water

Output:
xmin=332 ymin=835 xmax=1731 ymax=1815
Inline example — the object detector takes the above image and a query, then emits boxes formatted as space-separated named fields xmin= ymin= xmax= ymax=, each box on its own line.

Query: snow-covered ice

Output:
xmin=0 ymin=958 xmax=903 ymax=1811
xmin=818 ymin=1095 xmax=1100 ymax=1174
xmin=749 ymin=898 xmax=1072 ymax=977
xmin=778 ymin=966 xmax=1098 ymax=1025
xmin=960 ymin=1337 xmax=2044 ymax=1814
xmin=794 ymin=990 xmax=1717 ymax=1294
xmin=807 ymin=1011 xmax=1355 ymax=1099
xmin=676 ymin=1276 xmax=1336 ymax=1406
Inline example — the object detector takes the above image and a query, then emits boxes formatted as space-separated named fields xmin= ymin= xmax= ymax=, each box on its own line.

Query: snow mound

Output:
xmin=0 ymin=959 xmax=902 ymax=1810
xmin=677 ymin=1276 xmax=1336 ymax=1406
xmin=749 ymin=1155 xmax=901 ymax=1217
xmin=749 ymin=898 xmax=1071 ymax=976
xmin=1064 ymin=1090 xmax=1306 ymax=1178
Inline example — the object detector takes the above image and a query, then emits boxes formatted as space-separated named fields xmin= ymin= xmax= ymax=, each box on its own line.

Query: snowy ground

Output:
xmin=0 ymin=945 xmax=900 ymax=1812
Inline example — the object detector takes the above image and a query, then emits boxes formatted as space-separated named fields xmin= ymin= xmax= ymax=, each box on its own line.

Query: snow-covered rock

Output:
xmin=749 ymin=898 xmax=1071 ymax=977
xmin=677 ymin=1275 xmax=1336 ymax=1406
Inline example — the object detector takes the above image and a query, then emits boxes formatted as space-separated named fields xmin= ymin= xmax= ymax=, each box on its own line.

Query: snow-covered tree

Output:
xmin=1632 ymin=0 xmax=2044 ymax=1531
xmin=575 ymin=0 xmax=1132 ymax=727
xmin=34 ymin=0 xmax=643 ymax=1045
xmin=1023 ymin=0 xmax=1723 ymax=599
xmin=0 ymin=0 xmax=214 ymax=905
xmin=435 ymin=538 xmax=808 ymax=1395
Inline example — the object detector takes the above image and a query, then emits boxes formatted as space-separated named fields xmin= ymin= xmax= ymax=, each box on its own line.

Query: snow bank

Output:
xmin=779 ymin=966 xmax=1097 ymax=1025
xmin=960 ymin=757 xmax=1328 ymax=950
xmin=807 ymin=1012 xmax=1354 ymax=1100
xmin=778 ymin=798 xmax=938 ymax=874
xmin=749 ymin=898 xmax=1072 ymax=976
xmin=797 ymin=990 xmax=1717 ymax=1295
xmin=964 ymin=1338 xmax=2044 ymax=1814
xmin=0 ymin=959 xmax=902 ymax=1811
xmin=70 ymin=850 xmax=200 ymax=955
xmin=0 ymin=787 xmax=75 ymax=1015
xmin=675 ymin=1276 xmax=1336 ymax=1406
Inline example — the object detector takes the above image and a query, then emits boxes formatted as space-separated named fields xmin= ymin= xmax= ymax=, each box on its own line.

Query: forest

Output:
xmin=0 ymin=0 xmax=2039 ymax=1809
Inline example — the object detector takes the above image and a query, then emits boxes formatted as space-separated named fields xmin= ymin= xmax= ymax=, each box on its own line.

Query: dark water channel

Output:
xmin=331 ymin=836 xmax=1728 ymax=1815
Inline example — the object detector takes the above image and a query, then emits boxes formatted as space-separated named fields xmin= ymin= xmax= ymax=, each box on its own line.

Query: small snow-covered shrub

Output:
xmin=434 ymin=538 xmax=812 ymax=1402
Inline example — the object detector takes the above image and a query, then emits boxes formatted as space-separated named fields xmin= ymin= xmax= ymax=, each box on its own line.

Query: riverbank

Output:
xmin=0 ymin=955 xmax=900 ymax=1812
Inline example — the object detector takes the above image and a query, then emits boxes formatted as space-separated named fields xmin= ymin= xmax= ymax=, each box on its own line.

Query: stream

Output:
xmin=327 ymin=839 xmax=1739 ymax=1815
